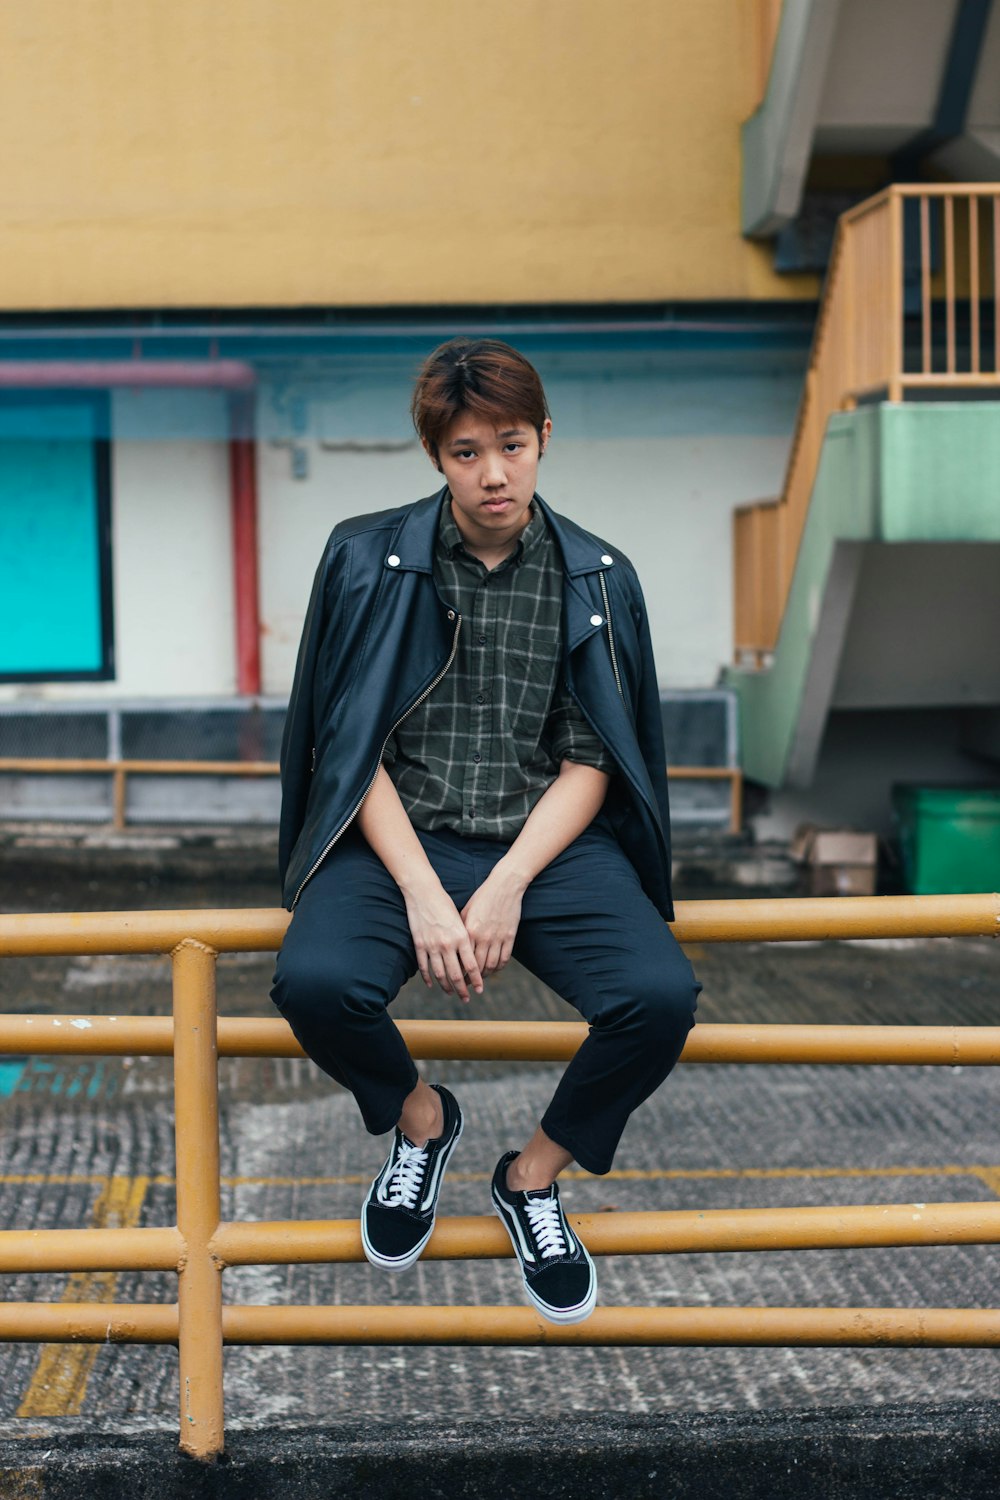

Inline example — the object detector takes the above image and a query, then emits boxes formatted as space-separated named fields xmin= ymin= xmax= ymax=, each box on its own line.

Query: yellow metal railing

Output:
xmin=1 ymin=894 xmax=998 ymax=1461
xmin=0 ymin=759 xmax=743 ymax=832
xmin=734 ymin=183 xmax=1000 ymax=659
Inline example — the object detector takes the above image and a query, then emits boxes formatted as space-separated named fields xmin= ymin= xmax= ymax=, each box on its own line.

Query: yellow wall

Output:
xmin=0 ymin=0 xmax=815 ymax=308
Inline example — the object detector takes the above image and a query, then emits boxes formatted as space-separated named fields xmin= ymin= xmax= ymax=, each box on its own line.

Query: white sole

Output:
xmin=491 ymin=1192 xmax=598 ymax=1324
xmin=361 ymin=1112 xmax=463 ymax=1272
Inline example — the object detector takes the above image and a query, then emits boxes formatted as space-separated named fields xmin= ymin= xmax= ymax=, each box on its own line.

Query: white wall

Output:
xmin=110 ymin=435 xmax=234 ymax=698
xmin=258 ymin=441 xmax=429 ymax=697
xmin=541 ymin=435 xmax=792 ymax=689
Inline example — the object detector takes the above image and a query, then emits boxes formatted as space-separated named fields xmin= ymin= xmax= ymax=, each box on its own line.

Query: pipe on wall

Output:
xmin=228 ymin=393 xmax=262 ymax=697
xmin=0 ymin=360 xmax=256 ymax=388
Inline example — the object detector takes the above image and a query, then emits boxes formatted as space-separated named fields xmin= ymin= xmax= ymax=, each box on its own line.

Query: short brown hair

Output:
xmin=411 ymin=338 xmax=550 ymax=462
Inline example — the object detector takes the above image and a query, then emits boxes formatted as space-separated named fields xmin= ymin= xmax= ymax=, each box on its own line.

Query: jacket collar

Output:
xmin=385 ymin=486 xmax=613 ymax=578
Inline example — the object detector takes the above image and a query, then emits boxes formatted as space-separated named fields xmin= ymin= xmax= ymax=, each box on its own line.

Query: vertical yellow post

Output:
xmin=887 ymin=189 xmax=904 ymax=402
xmin=112 ymin=766 xmax=127 ymax=831
xmin=172 ymin=939 xmax=225 ymax=1461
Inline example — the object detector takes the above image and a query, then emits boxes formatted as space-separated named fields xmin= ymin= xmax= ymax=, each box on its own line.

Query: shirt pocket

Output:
xmin=502 ymin=626 xmax=561 ymax=742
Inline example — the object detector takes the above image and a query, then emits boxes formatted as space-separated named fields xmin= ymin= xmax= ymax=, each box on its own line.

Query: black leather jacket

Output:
xmin=279 ymin=488 xmax=674 ymax=919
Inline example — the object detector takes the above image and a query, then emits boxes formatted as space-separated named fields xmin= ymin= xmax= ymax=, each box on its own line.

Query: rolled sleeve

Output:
xmin=546 ymin=685 xmax=616 ymax=773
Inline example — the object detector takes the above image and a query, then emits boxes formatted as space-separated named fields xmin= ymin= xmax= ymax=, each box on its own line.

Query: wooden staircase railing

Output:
xmin=734 ymin=184 xmax=1000 ymax=662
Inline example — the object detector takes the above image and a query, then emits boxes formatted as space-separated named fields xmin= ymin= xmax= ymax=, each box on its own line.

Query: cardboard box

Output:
xmin=790 ymin=825 xmax=878 ymax=897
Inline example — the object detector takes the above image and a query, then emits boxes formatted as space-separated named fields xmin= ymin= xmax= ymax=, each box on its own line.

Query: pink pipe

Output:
xmin=0 ymin=360 xmax=256 ymax=389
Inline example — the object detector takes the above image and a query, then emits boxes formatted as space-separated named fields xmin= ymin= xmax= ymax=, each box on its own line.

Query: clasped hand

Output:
xmin=403 ymin=863 xmax=525 ymax=1004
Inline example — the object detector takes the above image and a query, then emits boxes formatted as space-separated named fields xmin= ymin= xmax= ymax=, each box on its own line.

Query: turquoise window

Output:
xmin=0 ymin=394 xmax=113 ymax=681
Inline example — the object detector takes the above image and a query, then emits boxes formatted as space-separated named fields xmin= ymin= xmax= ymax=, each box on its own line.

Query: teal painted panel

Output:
xmin=0 ymin=1061 xmax=26 ymax=1098
xmin=0 ymin=439 xmax=104 ymax=675
xmin=880 ymin=404 xmax=1000 ymax=541
xmin=0 ymin=399 xmax=97 ymax=442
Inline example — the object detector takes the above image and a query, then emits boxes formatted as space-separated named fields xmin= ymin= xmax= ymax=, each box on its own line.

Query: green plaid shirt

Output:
xmin=383 ymin=496 xmax=614 ymax=840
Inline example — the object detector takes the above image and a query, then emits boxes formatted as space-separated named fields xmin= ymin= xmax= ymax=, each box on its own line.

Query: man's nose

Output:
xmin=482 ymin=453 xmax=507 ymax=487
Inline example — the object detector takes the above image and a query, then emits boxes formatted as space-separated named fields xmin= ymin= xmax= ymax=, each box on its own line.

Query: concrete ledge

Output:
xmin=3 ymin=1402 xmax=1000 ymax=1498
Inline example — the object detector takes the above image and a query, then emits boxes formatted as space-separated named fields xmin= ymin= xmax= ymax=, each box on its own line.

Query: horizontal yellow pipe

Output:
xmin=1 ymin=1303 xmax=996 ymax=1348
xmin=0 ymin=893 xmax=996 ymax=956
xmin=0 ymin=1200 xmax=995 ymax=1284
xmin=221 ymin=1304 xmax=1000 ymax=1348
xmin=2 ymin=1015 xmax=998 ymax=1066
xmin=211 ymin=1200 xmax=1000 ymax=1266
xmin=0 ymin=909 xmax=288 ymax=955
xmin=0 ymin=1227 xmax=183 ymax=1273
xmin=0 ymin=1303 xmax=178 ymax=1344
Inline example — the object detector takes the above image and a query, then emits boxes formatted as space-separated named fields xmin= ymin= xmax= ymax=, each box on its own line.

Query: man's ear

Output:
xmin=539 ymin=417 xmax=553 ymax=458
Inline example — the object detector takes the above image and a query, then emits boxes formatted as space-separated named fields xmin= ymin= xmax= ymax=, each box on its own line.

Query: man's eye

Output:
xmin=457 ymin=449 xmax=476 ymax=460
xmin=503 ymin=443 xmax=523 ymax=454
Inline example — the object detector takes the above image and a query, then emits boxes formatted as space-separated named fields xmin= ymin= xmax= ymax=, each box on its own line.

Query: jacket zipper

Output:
xmin=292 ymin=613 xmax=463 ymax=906
xmin=599 ymin=572 xmax=625 ymax=701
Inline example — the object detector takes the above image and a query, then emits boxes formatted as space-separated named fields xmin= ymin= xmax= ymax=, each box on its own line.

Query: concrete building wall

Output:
xmin=257 ymin=348 xmax=805 ymax=695
xmin=0 ymin=345 xmax=805 ymax=707
xmin=0 ymin=0 xmax=817 ymax=308
xmin=110 ymin=439 xmax=235 ymax=700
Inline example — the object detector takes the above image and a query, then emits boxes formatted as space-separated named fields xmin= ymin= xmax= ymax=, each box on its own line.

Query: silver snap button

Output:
xmin=387 ymin=554 xmax=400 ymax=567
xmin=590 ymin=614 xmax=603 ymax=627
xmin=447 ymin=610 xmax=456 ymax=621
xmin=601 ymin=554 xmax=614 ymax=566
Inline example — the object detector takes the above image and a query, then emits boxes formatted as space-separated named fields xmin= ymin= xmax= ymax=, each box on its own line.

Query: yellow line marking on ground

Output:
xmin=970 ymin=1166 xmax=1000 ymax=1198
xmin=213 ymin=1164 xmax=1000 ymax=1191
xmin=3 ymin=1165 xmax=1000 ymax=1192
xmin=16 ymin=1175 xmax=149 ymax=1418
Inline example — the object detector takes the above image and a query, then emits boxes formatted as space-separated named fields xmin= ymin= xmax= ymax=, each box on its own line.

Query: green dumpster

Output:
xmin=892 ymin=784 xmax=1000 ymax=895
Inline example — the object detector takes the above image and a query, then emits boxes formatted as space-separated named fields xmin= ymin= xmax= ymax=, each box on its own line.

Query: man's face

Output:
xmin=432 ymin=411 xmax=551 ymax=554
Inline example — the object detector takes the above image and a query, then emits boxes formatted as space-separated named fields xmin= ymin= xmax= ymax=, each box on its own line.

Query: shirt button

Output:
xmin=387 ymin=554 xmax=400 ymax=567
xmin=447 ymin=610 xmax=456 ymax=621
xmin=601 ymin=554 xmax=614 ymax=566
xmin=476 ymin=693 xmax=486 ymax=704
xmin=468 ymin=807 xmax=477 ymax=818
xmin=590 ymin=614 xmax=604 ymax=627
xmin=473 ymin=751 xmax=482 ymax=763
xmin=477 ymin=635 xmax=486 ymax=645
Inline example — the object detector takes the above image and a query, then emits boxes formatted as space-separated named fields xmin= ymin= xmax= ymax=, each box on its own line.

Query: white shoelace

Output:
xmin=524 ymin=1194 xmax=568 ymax=1259
xmin=378 ymin=1139 xmax=428 ymax=1210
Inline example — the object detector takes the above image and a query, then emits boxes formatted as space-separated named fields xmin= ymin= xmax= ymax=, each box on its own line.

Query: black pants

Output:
xmin=271 ymin=823 xmax=700 ymax=1176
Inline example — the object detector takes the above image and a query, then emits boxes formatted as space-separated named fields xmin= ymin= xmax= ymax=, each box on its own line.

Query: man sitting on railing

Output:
xmin=272 ymin=339 xmax=701 ymax=1324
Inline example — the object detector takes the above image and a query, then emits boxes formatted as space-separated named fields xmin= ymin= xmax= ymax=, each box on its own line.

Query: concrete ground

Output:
xmin=0 ymin=837 xmax=998 ymax=1492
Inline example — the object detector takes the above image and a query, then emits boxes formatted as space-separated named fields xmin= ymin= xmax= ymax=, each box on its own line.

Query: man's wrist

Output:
xmin=492 ymin=852 xmax=533 ymax=895
xmin=397 ymin=863 xmax=446 ymax=902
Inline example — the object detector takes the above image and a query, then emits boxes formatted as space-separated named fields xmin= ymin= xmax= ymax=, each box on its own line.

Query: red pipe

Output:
xmin=228 ymin=394 xmax=262 ymax=697
xmin=0 ymin=360 xmax=256 ymax=389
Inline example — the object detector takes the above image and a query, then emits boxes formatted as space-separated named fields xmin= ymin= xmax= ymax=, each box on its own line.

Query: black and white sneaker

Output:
xmin=361 ymin=1084 xmax=463 ymax=1272
xmin=491 ymin=1150 xmax=597 ymax=1324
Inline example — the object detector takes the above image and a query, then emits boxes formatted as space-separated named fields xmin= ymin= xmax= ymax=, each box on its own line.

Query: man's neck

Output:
xmin=449 ymin=499 xmax=532 ymax=571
